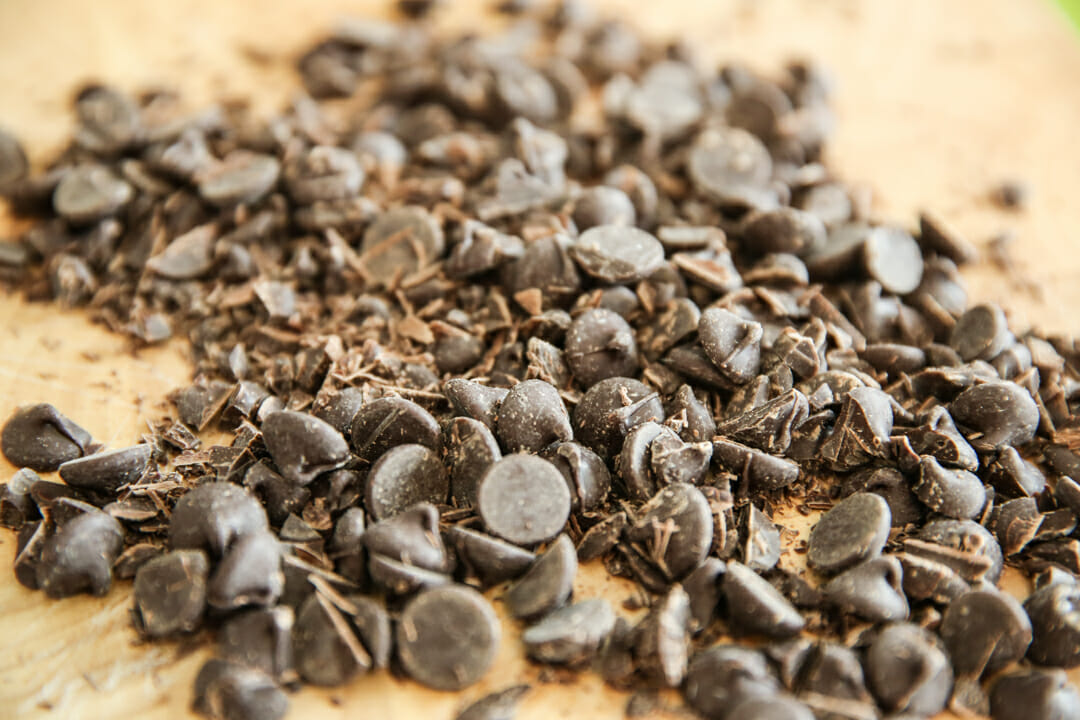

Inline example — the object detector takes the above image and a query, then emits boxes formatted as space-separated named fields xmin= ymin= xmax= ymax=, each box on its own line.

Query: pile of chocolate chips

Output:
xmin=1 ymin=1 xmax=1079 ymax=719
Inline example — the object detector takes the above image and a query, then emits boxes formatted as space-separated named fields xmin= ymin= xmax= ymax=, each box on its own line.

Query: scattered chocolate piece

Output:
xmin=2 ymin=6 xmax=1077 ymax=717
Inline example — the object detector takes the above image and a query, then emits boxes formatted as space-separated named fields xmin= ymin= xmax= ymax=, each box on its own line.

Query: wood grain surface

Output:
xmin=1 ymin=1 xmax=1079 ymax=719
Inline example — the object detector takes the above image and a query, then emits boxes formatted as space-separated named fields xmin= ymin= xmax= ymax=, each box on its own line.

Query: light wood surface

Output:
xmin=1 ymin=1 xmax=1079 ymax=719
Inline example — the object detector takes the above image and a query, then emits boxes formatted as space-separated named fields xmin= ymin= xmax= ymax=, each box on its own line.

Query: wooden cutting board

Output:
xmin=1 ymin=1 xmax=1079 ymax=718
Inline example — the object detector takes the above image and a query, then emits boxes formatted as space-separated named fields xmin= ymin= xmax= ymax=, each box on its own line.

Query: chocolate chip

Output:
xmin=207 ymin=530 xmax=283 ymax=609
xmin=626 ymin=483 xmax=713 ymax=581
xmin=940 ymin=589 xmax=1032 ymax=677
xmin=445 ymin=525 xmax=535 ymax=588
xmin=576 ymin=511 xmax=628 ymax=562
xmin=723 ymin=561 xmax=805 ymax=638
xmin=1 ymin=403 xmax=92 ymax=472
xmin=261 ymin=411 xmax=350 ymax=486
xmin=862 ymin=225 xmax=924 ymax=294
xmin=62 ymin=449 xmax=155 ymax=506
xmin=522 ymin=597 xmax=615 ymax=665
xmin=739 ymin=207 xmax=826 ymax=256
xmin=192 ymin=659 xmax=288 ymax=720
xmin=711 ymin=437 xmax=800 ymax=491
xmin=283 ymin=146 xmax=364 ymax=204
xmin=632 ymin=584 xmax=692 ymax=687
xmin=169 ymin=482 xmax=269 ymax=557
xmin=220 ymin=606 xmax=295 ymax=682
xmin=478 ymin=454 xmax=570 ymax=546
xmin=504 ymin=534 xmax=576 ymax=620
xmin=687 ymin=127 xmax=775 ymax=210
xmin=359 ymin=205 xmax=445 ymax=286
xmin=454 ymin=685 xmax=531 ymax=720
xmin=665 ymin=384 xmax=716 ymax=443
xmin=292 ymin=592 xmax=371 ymax=686
xmin=0 ymin=127 xmax=28 ymax=190
xmin=445 ymin=417 xmax=502 ymax=508
xmin=569 ymin=225 xmax=664 ymax=284
xmin=244 ymin=461 xmax=310 ymax=528
xmin=715 ymin=388 xmax=808 ymax=454
xmin=818 ymin=387 xmax=894 ymax=471
xmin=38 ymin=506 xmax=124 ymax=598
xmin=822 ymin=556 xmax=908 ymax=622
xmin=616 ymin=421 xmax=669 ymax=502
xmin=728 ymin=697 xmax=814 ymax=720
xmin=133 ymin=550 xmax=209 ymax=637
xmin=950 ymin=381 xmax=1039 ymax=451
xmin=950 ymin=304 xmax=1014 ymax=362
xmin=444 ymin=379 xmax=508 ymax=430
xmin=350 ymin=396 xmax=441 ymax=463
xmin=807 ymin=492 xmax=891 ymax=574
xmin=198 ymin=151 xmax=280 ymax=207
xmin=564 ymin=308 xmax=639 ymax=387
xmin=53 ymin=164 xmax=133 ymax=223
xmin=914 ymin=455 xmax=987 ymax=520
xmin=364 ymin=443 xmax=449 ymax=520
xmin=539 ymin=441 xmax=611 ymax=513
xmin=396 ymin=584 xmax=500 ymax=691
xmin=649 ymin=431 xmax=712 ymax=486
xmin=684 ymin=645 xmax=780 ymax=719
xmin=989 ymin=668 xmax=1080 ymax=720
xmin=845 ymin=466 xmax=923 ymax=527
xmin=446 ymin=221 xmax=525 ymax=279
xmin=572 ymin=186 xmax=636 ymax=231
xmin=495 ymin=379 xmax=572 ymax=454
xmin=1025 ymin=582 xmax=1080 ymax=668
xmin=573 ymin=377 xmax=664 ymax=460
xmin=919 ymin=210 xmax=978 ymax=265
xmin=865 ymin=622 xmax=953 ymax=716
xmin=698 ymin=308 xmax=763 ymax=386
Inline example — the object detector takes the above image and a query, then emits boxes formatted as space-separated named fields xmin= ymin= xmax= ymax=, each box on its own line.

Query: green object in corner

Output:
xmin=1057 ymin=0 xmax=1080 ymax=30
